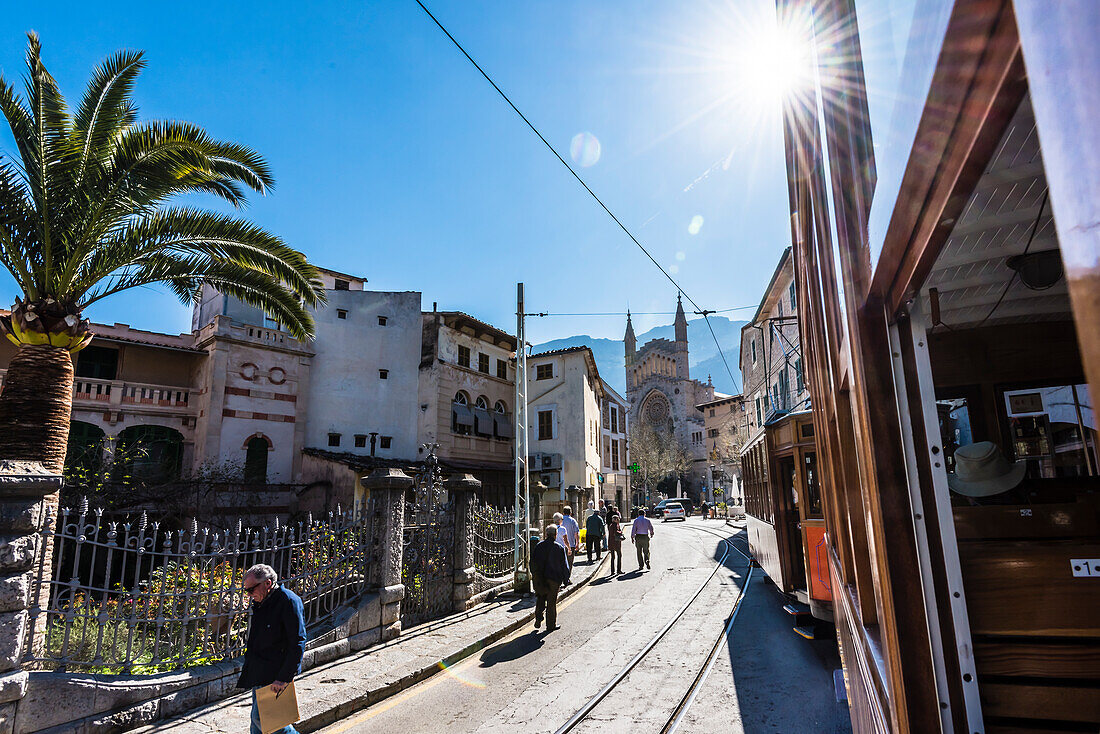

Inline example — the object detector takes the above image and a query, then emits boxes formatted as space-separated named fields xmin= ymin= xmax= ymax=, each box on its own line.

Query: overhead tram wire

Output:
xmin=412 ymin=0 xmax=743 ymax=395
xmin=535 ymin=305 xmax=759 ymax=317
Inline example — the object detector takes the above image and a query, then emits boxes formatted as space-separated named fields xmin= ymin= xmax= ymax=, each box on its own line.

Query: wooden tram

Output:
xmin=742 ymin=410 xmax=833 ymax=622
xmin=777 ymin=0 xmax=1100 ymax=731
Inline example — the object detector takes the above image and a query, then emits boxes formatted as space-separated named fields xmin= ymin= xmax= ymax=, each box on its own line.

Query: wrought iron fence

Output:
xmin=25 ymin=499 xmax=377 ymax=674
xmin=472 ymin=503 xmax=515 ymax=595
xmin=401 ymin=452 xmax=457 ymax=626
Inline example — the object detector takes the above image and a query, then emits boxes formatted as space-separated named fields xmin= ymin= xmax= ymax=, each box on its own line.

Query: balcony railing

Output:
xmin=0 ymin=371 xmax=191 ymax=412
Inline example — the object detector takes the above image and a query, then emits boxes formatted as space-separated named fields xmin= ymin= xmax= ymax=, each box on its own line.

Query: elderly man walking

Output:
xmin=630 ymin=508 xmax=655 ymax=571
xmin=238 ymin=564 xmax=307 ymax=734
xmin=530 ymin=524 xmax=571 ymax=631
xmin=559 ymin=506 xmax=581 ymax=568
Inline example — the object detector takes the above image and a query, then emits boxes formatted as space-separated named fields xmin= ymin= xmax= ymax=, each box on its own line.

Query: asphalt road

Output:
xmin=318 ymin=519 xmax=851 ymax=734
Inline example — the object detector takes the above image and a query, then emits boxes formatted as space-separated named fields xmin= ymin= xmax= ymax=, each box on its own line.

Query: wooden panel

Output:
xmin=747 ymin=515 xmax=786 ymax=591
xmin=974 ymin=639 xmax=1100 ymax=678
xmin=958 ymin=541 xmax=1100 ymax=636
xmin=987 ymin=726 xmax=1096 ymax=734
xmin=929 ymin=322 xmax=1084 ymax=389
xmin=805 ymin=523 xmax=832 ymax=601
xmin=981 ymin=682 xmax=1100 ymax=723
xmin=954 ymin=503 xmax=1099 ymax=540
xmin=830 ymin=552 xmax=890 ymax=734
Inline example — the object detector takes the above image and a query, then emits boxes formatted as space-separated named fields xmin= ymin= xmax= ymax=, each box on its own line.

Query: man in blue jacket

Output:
xmin=238 ymin=564 xmax=306 ymax=734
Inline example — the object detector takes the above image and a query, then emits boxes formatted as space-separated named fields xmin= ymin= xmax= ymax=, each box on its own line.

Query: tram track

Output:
xmin=554 ymin=521 xmax=755 ymax=734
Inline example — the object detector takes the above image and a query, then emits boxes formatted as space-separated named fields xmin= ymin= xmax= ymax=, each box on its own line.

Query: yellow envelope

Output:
xmin=255 ymin=681 xmax=300 ymax=734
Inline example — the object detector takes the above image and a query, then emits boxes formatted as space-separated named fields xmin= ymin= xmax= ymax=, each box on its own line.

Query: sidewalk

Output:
xmin=140 ymin=552 xmax=609 ymax=733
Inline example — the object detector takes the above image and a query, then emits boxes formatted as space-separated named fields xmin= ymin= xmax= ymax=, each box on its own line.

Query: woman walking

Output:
xmin=606 ymin=507 xmax=624 ymax=575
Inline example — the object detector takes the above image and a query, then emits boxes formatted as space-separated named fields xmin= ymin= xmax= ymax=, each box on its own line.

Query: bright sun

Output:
xmin=727 ymin=20 xmax=812 ymax=112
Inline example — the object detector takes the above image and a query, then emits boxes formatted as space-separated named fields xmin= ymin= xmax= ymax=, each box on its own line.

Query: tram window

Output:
xmin=1001 ymin=383 xmax=1096 ymax=479
xmin=804 ymin=452 xmax=823 ymax=518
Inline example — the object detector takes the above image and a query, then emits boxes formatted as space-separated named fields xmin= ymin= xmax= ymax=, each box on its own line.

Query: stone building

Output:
xmin=416 ymin=309 xmax=516 ymax=506
xmin=738 ymin=247 xmax=809 ymax=447
xmin=695 ymin=393 xmax=745 ymax=504
xmin=0 ymin=267 xmax=426 ymax=510
xmin=624 ymin=296 xmax=715 ymax=498
xmin=599 ymin=379 xmax=631 ymax=511
xmin=526 ymin=346 xmax=604 ymax=517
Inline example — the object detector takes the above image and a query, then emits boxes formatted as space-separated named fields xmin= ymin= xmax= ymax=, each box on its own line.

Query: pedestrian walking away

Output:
xmin=530 ymin=523 xmax=571 ymax=631
xmin=598 ymin=499 xmax=609 ymax=551
xmin=552 ymin=512 xmax=570 ymax=569
xmin=699 ymin=500 xmax=709 ymax=520
xmin=560 ymin=506 xmax=581 ymax=569
xmin=237 ymin=563 xmax=307 ymax=734
xmin=630 ymin=509 xmax=655 ymax=570
xmin=585 ymin=507 xmax=606 ymax=563
xmin=606 ymin=507 xmax=624 ymax=575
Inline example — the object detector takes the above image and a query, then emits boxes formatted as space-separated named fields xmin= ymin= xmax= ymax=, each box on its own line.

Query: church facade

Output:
xmin=624 ymin=296 xmax=716 ymax=499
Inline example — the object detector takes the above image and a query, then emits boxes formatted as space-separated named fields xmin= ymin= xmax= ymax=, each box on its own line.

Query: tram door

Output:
xmin=778 ymin=457 xmax=807 ymax=590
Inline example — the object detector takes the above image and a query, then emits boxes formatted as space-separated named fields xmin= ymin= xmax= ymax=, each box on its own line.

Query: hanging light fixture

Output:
xmin=1006 ymin=250 xmax=1063 ymax=290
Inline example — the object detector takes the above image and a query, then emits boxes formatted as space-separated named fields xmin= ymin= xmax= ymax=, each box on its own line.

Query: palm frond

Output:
xmin=69 ymin=48 xmax=145 ymax=188
xmin=72 ymin=207 xmax=324 ymax=311
xmin=0 ymin=34 xmax=320 ymax=343
xmin=83 ymin=253 xmax=316 ymax=341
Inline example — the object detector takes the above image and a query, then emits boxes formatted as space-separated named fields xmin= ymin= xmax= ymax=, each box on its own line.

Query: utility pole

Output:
xmin=513 ymin=283 xmax=531 ymax=594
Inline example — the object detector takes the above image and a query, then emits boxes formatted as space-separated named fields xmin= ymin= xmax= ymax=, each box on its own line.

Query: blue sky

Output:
xmin=0 ymin=0 xmax=793 ymax=347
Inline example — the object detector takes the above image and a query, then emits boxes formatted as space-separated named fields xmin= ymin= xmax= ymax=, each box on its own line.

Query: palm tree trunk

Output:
xmin=0 ymin=345 xmax=74 ymax=473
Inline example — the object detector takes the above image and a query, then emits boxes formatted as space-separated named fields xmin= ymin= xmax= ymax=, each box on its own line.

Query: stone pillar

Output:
xmin=445 ymin=474 xmax=480 ymax=612
xmin=0 ymin=461 xmax=62 ymax=731
xmin=363 ymin=468 xmax=412 ymax=641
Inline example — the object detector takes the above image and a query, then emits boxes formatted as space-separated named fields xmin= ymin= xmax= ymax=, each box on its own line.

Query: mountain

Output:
xmin=531 ymin=316 xmax=747 ymax=397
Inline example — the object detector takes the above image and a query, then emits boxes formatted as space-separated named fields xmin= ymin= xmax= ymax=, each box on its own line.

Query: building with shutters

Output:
xmin=600 ymin=380 xmax=631 ymax=511
xmin=416 ymin=308 xmax=517 ymax=506
xmin=526 ymin=346 xmax=605 ymax=517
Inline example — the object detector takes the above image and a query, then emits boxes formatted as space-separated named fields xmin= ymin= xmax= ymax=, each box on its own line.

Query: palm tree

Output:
xmin=0 ymin=34 xmax=325 ymax=472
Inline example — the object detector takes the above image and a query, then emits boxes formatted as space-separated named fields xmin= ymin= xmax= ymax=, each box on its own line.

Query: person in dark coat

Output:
xmin=584 ymin=508 xmax=605 ymax=563
xmin=530 ymin=524 xmax=571 ymax=631
xmin=238 ymin=563 xmax=307 ymax=734
xmin=606 ymin=508 xmax=624 ymax=575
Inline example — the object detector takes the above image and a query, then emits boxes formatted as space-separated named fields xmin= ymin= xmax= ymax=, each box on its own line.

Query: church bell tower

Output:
xmin=674 ymin=294 xmax=689 ymax=380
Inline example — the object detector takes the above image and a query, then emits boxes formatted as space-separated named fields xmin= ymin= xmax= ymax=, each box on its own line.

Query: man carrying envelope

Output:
xmin=238 ymin=564 xmax=306 ymax=734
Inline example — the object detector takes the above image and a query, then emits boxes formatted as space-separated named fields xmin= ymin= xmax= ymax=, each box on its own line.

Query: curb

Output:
xmin=298 ymin=552 xmax=612 ymax=732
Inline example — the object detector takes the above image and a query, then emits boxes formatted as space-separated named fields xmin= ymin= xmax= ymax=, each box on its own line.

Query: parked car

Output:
xmin=655 ymin=499 xmax=688 ymax=522
xmin=654 ymin=497 xmax=694 ymax=517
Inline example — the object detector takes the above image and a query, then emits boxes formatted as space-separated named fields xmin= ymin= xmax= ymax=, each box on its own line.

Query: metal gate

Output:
xmin=401 ymin=448 xmax=456 ymax=626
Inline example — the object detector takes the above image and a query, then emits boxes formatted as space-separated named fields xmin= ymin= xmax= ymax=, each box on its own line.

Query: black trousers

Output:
xmin=586 ymin=536 xmax=603 ymax=563
xmin=533 ymin=577 xmax=561 ymax=628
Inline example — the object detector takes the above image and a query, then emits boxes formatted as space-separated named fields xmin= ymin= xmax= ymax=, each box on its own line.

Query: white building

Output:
xmin=527 ymin=346 xmax=604 ymax=515
xmin=600 ymin=380 xmax=630 ymax=511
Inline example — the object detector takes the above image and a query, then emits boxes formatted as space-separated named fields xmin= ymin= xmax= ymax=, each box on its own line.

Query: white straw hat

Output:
xmin=947 ymin=441 xmax=1026 ymax=497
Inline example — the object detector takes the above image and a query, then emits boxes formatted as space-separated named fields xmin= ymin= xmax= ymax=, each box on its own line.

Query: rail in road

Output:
xmin=553 ymin=522 xmax=755 ymax=734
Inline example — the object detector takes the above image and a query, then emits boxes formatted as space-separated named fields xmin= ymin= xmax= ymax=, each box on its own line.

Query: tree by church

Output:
xmin=628 ymin=420 xmax=693 ymax=505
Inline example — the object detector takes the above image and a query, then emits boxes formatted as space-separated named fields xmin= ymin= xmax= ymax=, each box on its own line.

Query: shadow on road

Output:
xmin=702 ymin=526 xmax=852 ymax=734
xmin=617 ymin=570 xmax=644 ymax=580
xmin=478 ymin=631 xmax=545 ymax=667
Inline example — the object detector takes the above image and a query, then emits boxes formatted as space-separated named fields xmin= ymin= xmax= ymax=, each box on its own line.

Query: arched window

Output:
xmin=115 ymin=425 xmax=184 ymax=483
xmin=66 ymin=421 xmax=105 ymax=472
xmin=452 ymin=391 xmax=473 ymax=435
xmin=473 ymin=396 xmax=492 ymax=437
xmin=244 ymin=436 xmax=269 ymax=483
xmin=492 ymin=401 xmax=513 ymax=440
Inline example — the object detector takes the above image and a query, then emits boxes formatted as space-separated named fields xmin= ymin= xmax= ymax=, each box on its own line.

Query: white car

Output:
xmin=662 ymin=502 xmax=687 ymax=522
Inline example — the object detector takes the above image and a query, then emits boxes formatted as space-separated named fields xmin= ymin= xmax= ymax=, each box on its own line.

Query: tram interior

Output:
xmin=921 ymin=93 xmax=1099 ymax=729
